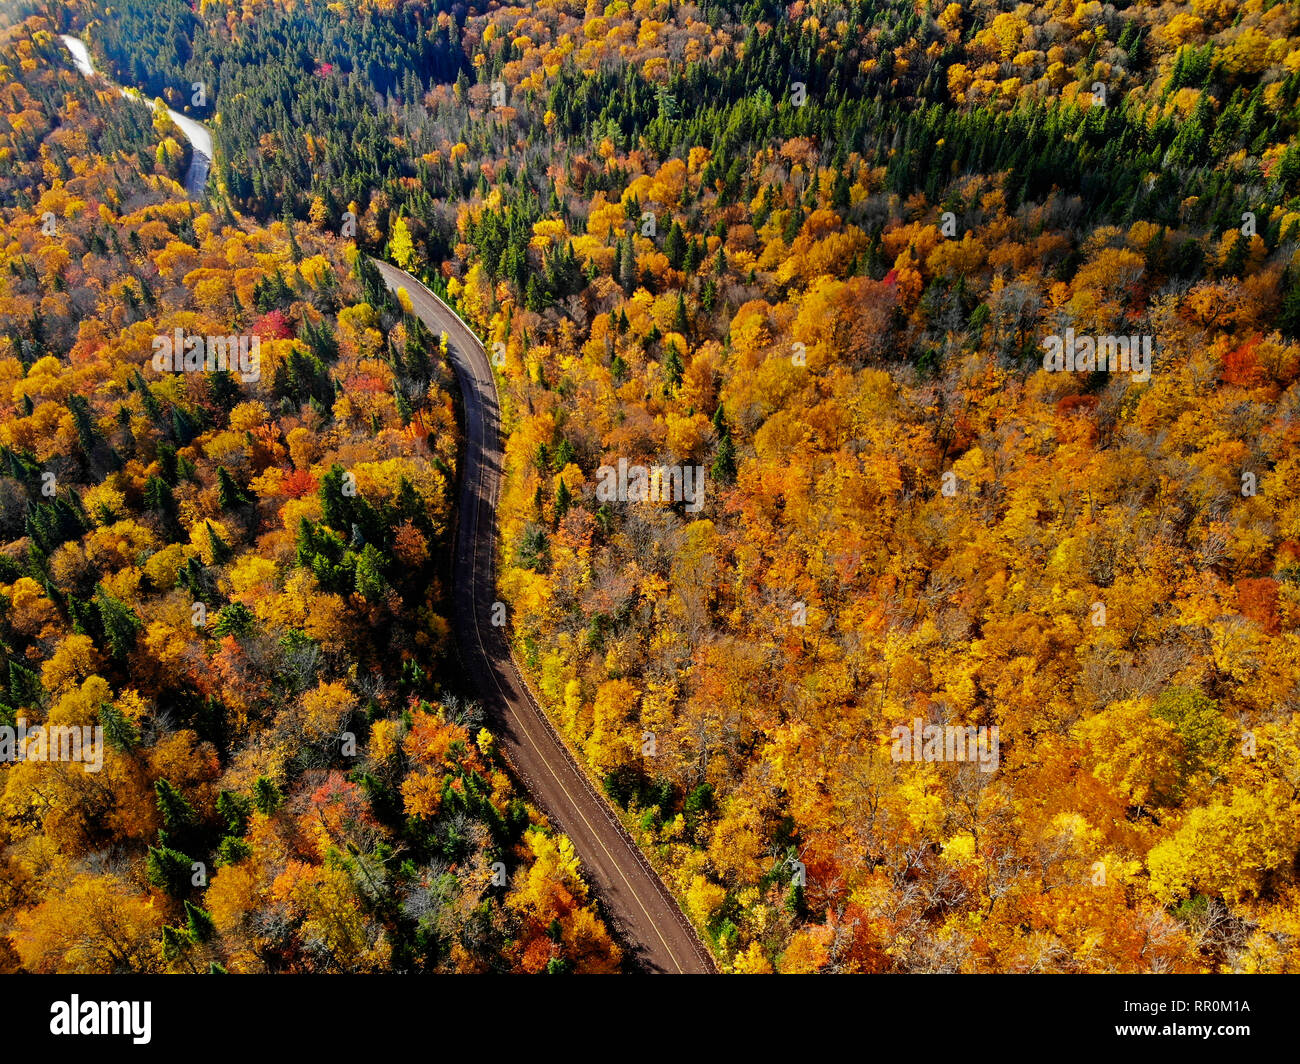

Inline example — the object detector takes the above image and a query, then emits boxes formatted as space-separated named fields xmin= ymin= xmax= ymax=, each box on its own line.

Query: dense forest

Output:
xmin=2 ymin=0 xmax=1299 ymax=972
xmin=0 ymin=13 xmax=621 ymax=973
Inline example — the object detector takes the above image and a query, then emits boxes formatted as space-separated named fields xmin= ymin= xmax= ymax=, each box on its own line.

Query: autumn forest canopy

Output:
xmin=0 ymin=0 xmax=1299 ymax=976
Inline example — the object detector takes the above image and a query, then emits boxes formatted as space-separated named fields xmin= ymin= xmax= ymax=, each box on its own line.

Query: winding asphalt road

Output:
xmin=60 ymin=36 xmax=211 ymax=198
xmin=371 ymin=260 xmax=714 ymax=974
xmin=58 ymin=33 xmax=710 ymax=972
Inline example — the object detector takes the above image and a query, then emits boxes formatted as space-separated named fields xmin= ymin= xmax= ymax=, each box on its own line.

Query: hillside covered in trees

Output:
xmin=0 ymin=14 xmax=621 ymax=973
xmin=3 ymin=0 xmax=1300 ymax=973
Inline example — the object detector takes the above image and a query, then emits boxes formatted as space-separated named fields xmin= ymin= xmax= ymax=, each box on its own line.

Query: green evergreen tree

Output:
xmin=161 ymin=923 xmax=195 ymax=962
xmin=319 ymin=464 xmax=352 ymax=532
xmin=216 ymin=466 xmax=250 ymax=510
xmin=254 ymin=775 xmax=283 ymax=815
xmin=213 ymin=602 xmax=255 ymax=637
xmin=664 ymin=220 xmax=686 ymax=269
xmin=184 ymin=900 xmax=217 ymax=943
xmin=205 ymin=521 xmax=232 ymax=565
xmin=95 ymin=588 xmax=142 ymax=663
xmin=664 ymin=341 xmax=684 ymax=388
xmin=711 ymin=405 xmax=737 ymax=484
xmin=354 ymin=543 xmax=389 ymax=603
xmin=147 ymin=844 xmax=195 ymax=897
xmin=99 ymin=701 xmax=140 ymax=751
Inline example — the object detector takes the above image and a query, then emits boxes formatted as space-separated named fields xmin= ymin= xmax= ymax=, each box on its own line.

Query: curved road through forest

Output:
xmin=372 ymin=261 xmax=715 ymax=974
xmin=60 ymin=36 xmax=211 ymax=198
xmin=60 ymin=33 xmax=712 ymax=973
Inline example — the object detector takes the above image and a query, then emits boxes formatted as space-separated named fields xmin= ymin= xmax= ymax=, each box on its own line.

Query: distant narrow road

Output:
xmin=60 ymin=35 xmax=211 ymax=199
xmin=372 ymin=260 xmax=714 ymax=974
